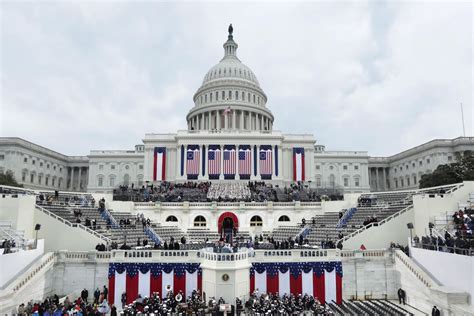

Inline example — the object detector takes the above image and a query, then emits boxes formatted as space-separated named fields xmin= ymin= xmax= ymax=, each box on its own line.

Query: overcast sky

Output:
xmin=1 ymin=1 xmax=472 ymax=157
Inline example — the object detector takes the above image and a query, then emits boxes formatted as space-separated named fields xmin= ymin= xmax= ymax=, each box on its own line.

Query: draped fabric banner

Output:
xmin=108 ymin=263 xmax=202 ymax=305
xmin=259 ymin=145 xmax=273 ymax=180
xmin=250 ymin=262 xmax=342 ymax=305
xmin=153 ymin=147 xmax=166 ymax=181
xmin=293 ymin=147 xmax=305 ymax=182
xmin=208 ymin=145 xmax=221 ymax=179
xmin=238 ymin=145 xmax=251 ymax=179
xmin=186 ymin=145 xmax=200 ymax=179
xmin=223 ymin=145 xmax=236 ymax=179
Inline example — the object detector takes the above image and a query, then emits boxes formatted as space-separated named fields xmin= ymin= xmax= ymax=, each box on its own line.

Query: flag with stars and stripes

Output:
xmin=108 ymin=263 xmax=202 ymax=305
xmin=186 ymin=145 xmax=200 ymax=179
xmin=238 ymin=145 xmax=251 ymax=179
xmin=223 ymin=145 xmax=236 ymax=179
xmin=208 ymin=145 xmax=221 ymax=179
xmin=259 ymin=145 xmax=273 ymax=179
xmin=249 ymin=261 xmax=342 ymax=304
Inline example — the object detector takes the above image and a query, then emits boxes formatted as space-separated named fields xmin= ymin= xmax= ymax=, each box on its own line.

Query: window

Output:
xmin=166 ymin=216 xmax=178 ymax=222
xmin=111 ymin=165 xmax=115 ymax=170
xmin=412 ymin=163 xmax=415 ymax=168
xmin=60 ymin=167 xmax=62 ymax=172
xmin=24 ymin=157 xmax=28 ymax=163
xmin=30 ymin=174 xmax=34 ymax=183
xmin=407 ymin=177 xmax=411 ymax=186
xmin=215 ymin=91 xmax=218 ymax=101
xmin=253 ymin=95 xmax=256 ymax=103
xmin=395 ymin=179 xmax=398 ymax=188
xmin=235 ymin=91 xmax=238 ymax=100
xmin=250 ymin=215 xmax=263 ymax=227
xmin=354 ymin=177 xmax=360 ymax=187
xmin=222 ymin=91 xmax=225 ymax=99
xmin=329 ymin=165 xmax=334 ymax=170
xmin=394 ymin=168 xmax=397 ymax=173
xmin=0 ymin=155 xmax=4 ymax=160
xmin=354 ymin=165 xmax=359 ymax=170
xmin=123 ymin=174 xmax=130 ymax=186
xmin=125 ymin=165 xmax=130 ymax=170
xmin=40 ymin=162 xmax=43 ymax=167
xmin=413 ymin=175 xmax=417 ymax=184
xmin=194 ymin=215 xmax=206 ymax=227
xmin=98 ymin=176 xmax=103 ymax=187
xmin=52 ymin=178 xmax=55 ymax=187
xmin=329 ymin=174 xmax=335 ymax=187
xmin=38 ymin=175 xmax=42 ymax=184
xmin=405 ymin=165 xmax=408 ymax=170
xmin=248 ymin=93 xmax=250 ymax=102
xmin=343 ymin=165 xmax=348 ymax=170
xmin=316 ymin=177 xmax=321 ymax=187
xmin=343 ymin=177 xmax=349 ymax=187
xmin=228 ymin=91 xmax=232 ymax=99
xmin=47 ymin=164 xmax=50 ymax=169
xmin=448 ymin=156 xmax=452 ymax=161
xmin=401 ymin=179 xmax=404 ymax=187
xmin=316 ymin=165 xmax=320 ymax=170
xmin=22 ymin=172 xmax=26 ymax=182
xmin=109 ymin=177 xmax=115 ymax=187
xmin=99 ymin=165 xmax=104 ymax=170
xmin=210 ymin=93 xmax=213 ymax=102
xmin=419 ymin=161 xmax=422 ymax=166
xmin=278 ymin=215 xmax=290 ymax=222
xmin=45 ymin=177 xmax=49 ymax=185
xmin=139 ymin=165 xmax=143 ymax=170
xmin=241 ymin=91 xmax=244 ymax=100
xmin=32 ymin=160 xmax=36 ymax=165
xmin=427 ymin=159 xmax=430 ymax=164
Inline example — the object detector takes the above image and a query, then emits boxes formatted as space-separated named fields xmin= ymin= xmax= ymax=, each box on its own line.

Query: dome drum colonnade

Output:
xmin=186 ymin=25 xmax=274 ymax=132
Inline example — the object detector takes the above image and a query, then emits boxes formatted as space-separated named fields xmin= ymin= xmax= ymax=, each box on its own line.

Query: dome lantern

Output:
xmin=223 ymin=24 xmax=239 ymax=61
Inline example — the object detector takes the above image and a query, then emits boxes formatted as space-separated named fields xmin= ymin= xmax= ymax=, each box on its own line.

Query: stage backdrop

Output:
xmin=108 ymin=263 xmax=202 ymax=305
xmin=250 ymin=261 xmax=342 ymax=305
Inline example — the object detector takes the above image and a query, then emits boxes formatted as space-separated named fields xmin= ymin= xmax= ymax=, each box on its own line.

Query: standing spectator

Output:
xmin=93 ymin=287 xmax=100 ymax=304
xmin=397 ymin=288 xmax=406 ymax=305
xmin=432 ymin=306 xmax=440 ymax=316
xmin=81 ymin=288 xmax=88 ymax=303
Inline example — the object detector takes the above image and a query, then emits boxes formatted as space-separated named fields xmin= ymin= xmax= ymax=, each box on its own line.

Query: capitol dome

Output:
xmin=187 ymin=25 xmax=273 ymax=132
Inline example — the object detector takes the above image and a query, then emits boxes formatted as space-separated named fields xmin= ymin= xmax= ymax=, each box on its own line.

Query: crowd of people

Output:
xmin=244 ymin=292 xmax=333 ymax=315
xmin=121 ymin=289 xmax=215 ymax=315
xmin=16 ymin=286 xmax=111 ymax=315
xmin=362 ymin=215 xmax=378 ymax=226
xmin=112 ymin=181 xmax=341 ymax=203
xmin=206 ymin=183 xmax=251 ymax=201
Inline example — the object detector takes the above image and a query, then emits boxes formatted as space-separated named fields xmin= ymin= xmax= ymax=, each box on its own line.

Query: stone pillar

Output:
xmin=216 ymin=110 xmax=221 ymax=130
xmin=260 ymin=115 xmax=264 ymax=131
xmin=382 ymin=168 xmax=387 ymax=191
xmin=232 ymin=110 xmax=236 ymax=130
xmin=70 ymin=167 xmax=75 ymax=191
xmin=240 ymin=111 xmax=244 ymax=130
xmin=256 ymin=114 xmax=260 ymax=130
xmin=247 ymin=112 xmax=251 ymax=130
xmin=375 ymin=168 xmax=379 ymax=191
xmin=208 ymin=112 xmax=211 ymax=130
xmin=79 ymin=167 xmax=83 ymax=191
xmin=224 ymin=112 xmax=228 ymax=129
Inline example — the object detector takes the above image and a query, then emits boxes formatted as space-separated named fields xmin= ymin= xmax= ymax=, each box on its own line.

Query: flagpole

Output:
xmin=460 ymin=102 xmax=466 ymax=137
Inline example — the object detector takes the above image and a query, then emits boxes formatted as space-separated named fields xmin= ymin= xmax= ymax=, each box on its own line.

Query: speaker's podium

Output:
xmin=200 ymin=248 xmax=251 ymax=305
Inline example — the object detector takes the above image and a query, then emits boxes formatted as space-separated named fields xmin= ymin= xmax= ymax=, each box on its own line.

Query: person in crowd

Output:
xmin=397 ymin=288 xmax=406 ymax=305
xmin=432 ymin=305 xmax=441 ymax=316
xmin=80 ymin=288 xmax=88 ymax=303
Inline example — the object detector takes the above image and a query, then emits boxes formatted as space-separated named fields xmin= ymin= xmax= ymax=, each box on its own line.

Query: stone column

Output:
xmin=79 ymin=167 xmax=83 ymax=190
xmin=208 ymin=112 xmax=211 ymax=130
xmin=70 ymin=167 xmax=75 ymax=191
xmin=240 ymin=111 xmax=244 ymax=130
xmin=260 ymin=115 xmax=264 ymax=131
xmin=382 ymin=168 xmax=387 ymax=191
xmin=224 ymin=112 xmax=228 ymax=129
xmin=232 ymin=110 xmax=236 ymax=130
xmin=375 ymin=168 xmax=379 ymax=191
xmin=216 ymin=110 xmax=221 ymax=130
xmin=256 ymin=114 xmax=260 ymax=130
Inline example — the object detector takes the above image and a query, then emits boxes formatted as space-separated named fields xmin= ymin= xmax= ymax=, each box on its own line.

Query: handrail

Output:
xmin=393 ymin=249 xmax=438 ymax=288
xmin=7 ymin=252 xmax=56 ymax=293
xmin=35 ymin=205 xmax=111 ymax=243
xmin=338 ymin=205 xmax=414 ymax=244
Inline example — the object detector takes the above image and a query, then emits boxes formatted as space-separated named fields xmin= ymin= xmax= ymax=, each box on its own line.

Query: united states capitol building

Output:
xmin=0 ymin=27 xmax=472 ymax=195
xmin=2 ymin=25 xmax=474 ymax=316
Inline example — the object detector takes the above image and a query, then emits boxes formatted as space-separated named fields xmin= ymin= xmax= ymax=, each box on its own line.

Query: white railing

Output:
xmin=10 ymin=252 xmax=56 ymax=293
xmin=35 ymin=205 xmax=111 ymax=243
xmin=394 ymin=249 xmax=437 ymax=288
xmin=338 ymin=205 xmax=414 ymax=244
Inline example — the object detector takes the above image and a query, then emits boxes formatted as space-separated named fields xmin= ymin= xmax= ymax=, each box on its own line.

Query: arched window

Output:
xmin=242 ymin=91 xmax=245 ymax=100
xmin=248 ymin=93 xmax=250 ymax=102
xmin=194 ymin=215 xmax=206 ymax=227
xmin=278 ymin=215 xmax=290 ymax=222
xmin=109 ymin=175 xmax=116 ymax=187
xmin=235 ymin=91 xmax=239 ymax=100
xmin=329 ymin=174 xmax=335 ymax=187
xmin=166 ymin=216 xmax=178 ymax=222
xmin=250 ymin=215 xmax=263 ymax=227
xmin=123 ymin=174 xmax=130 ymax=186
xmin=216 ymin=91 xmax=219 ymax=101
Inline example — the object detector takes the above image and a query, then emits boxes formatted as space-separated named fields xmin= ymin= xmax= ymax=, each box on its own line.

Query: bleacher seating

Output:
xmin=327 ymin=299 xmax=414 ymax=315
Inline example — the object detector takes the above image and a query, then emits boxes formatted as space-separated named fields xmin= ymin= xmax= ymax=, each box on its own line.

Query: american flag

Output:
xmin=223 ymin=147 xmax=236 ymax=176
xmin=239 ymin=147 xmax=251 ymax=176
xmin=259 ymin=148 xmax=272 ymax=175
xmin=208 ymin=148 xmax=221 ymax=176
xmin=187 ymin=148 xmax=200 ymax=176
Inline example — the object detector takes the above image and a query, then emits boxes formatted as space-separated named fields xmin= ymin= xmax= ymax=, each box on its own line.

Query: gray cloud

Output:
xmin=1 ymin=1 xmax=472 ymax=156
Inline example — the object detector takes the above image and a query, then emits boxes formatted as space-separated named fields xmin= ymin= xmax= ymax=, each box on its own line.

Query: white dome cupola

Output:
xmin=187 ymin=24 xmax=273 ymax=132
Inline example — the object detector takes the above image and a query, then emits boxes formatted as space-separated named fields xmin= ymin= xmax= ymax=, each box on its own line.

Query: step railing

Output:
xmin=35 ymin=205 xmax=111 ymax=243
xmin=336 ymin=207 xmax=357 ymax=229
xmin=144 ymin=226 xmax=161 ymax=245
xmin=100 ymin=208 xmax=119 ymax=229
xmin=337 ymin=205 xmax=413 ymax=244
xmin=393 ymin=249 xmax=438 ymax=288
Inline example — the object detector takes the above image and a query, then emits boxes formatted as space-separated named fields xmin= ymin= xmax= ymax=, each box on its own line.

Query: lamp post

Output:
xmin=34 ymin=224 xmax=41 ymax=249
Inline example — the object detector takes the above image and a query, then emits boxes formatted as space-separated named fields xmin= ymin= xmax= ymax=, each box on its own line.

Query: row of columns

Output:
xmin=68 ymin=166 xmax=88 ymax=191
xmin=188 ymin=110 xmax=272 ymax=131
xmin=370 ymin=167 xmax=388 ymax=192
xmin=179 ymin=145 xmax=282 ymax=180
